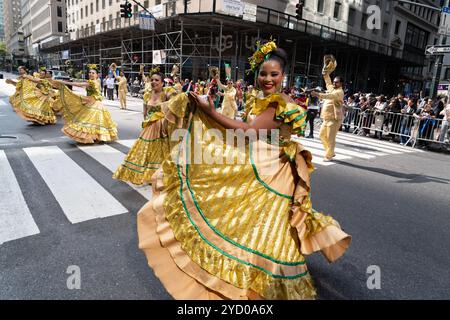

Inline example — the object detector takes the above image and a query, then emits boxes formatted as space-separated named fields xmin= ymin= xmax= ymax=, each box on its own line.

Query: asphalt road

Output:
xmin=1 ymin=76 xmax=450 ymax=300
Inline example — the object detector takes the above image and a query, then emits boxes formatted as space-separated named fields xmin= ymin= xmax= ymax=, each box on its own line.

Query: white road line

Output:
xmin=77 ymin=144 xmax=152 ymax=199
xmin=23 ymin=146 xmax=128 ymax=224
xmin=310 ymin=133 xmax=402 ymax=155
xmin=334 ymin=133 xmax=416 ymax=153
xmin=304 ymin=145 xmax=352 ymax=161
xmin=296 ymin=138 xmax=375 ymax=159
xmin=117 ymin=139 xmax=136 ymax=148
xmin=0 ymin=150 xmax=40 ymax=245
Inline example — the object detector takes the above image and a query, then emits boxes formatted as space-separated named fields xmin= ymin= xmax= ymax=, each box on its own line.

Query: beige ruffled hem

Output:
xmin=62 ymin=126 xmax=118 ymax=144
xmin=14 ymin=107 xmax=56 ymax=125
xmin=137 ymin=171 xmax=263 ymax=300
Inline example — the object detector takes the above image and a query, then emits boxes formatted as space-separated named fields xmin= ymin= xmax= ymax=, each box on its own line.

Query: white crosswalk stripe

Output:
xmin=23 ymin=146 xmax=128 ymax=224
xmin=0 ymin=150 xmax=40 ymax=245
xmin=77 ymin=144 xmax=152 ymax=199
xmin=292 ymin=131 xmax=421 ymax=166
xmin=0 ymin=133 xmax=421 ymax=245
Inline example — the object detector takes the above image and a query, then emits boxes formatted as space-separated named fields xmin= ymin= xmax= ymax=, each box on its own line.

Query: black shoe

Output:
xmin=306 ymin=135 xmax=314 ymax=139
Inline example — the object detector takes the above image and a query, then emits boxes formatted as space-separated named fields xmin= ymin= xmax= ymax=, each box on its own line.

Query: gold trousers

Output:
xmin=119 ymin=91 xmax=127 ymax=108
xmin=319 ymin=119 xmax=342 ymax=159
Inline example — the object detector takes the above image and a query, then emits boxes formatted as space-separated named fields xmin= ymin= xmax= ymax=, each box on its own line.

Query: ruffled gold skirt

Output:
xmin=55 ymin=85 xmax=118 ymax=144
xmin=113 ymin=119 xmax=170 ymax=185
xmin=10 ymin=79 xmax=57 ymax=125
xmin=137 ymin=110 xmax=351 ymax=300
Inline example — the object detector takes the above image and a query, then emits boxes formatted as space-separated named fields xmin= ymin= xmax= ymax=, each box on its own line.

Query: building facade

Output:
xmin=19 ymin=0 xmax=68 ymax=65
xmin=3 ymin=0 xmax=24 ymax=56
xmin=0 ymin=0 xmax=5 ymax=42
xmin=43 ymin=0 xmax=441 ymax=95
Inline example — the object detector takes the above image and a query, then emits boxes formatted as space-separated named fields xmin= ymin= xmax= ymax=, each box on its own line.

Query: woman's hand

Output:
xmin=189 ymin=92 xmax=215 ymax=115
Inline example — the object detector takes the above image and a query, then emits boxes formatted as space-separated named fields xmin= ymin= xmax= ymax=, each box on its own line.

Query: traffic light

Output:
xmin=120 ymin=1 xmax=132 ymax=18
xmin=295 ymin=1 xmax=304 ymax=20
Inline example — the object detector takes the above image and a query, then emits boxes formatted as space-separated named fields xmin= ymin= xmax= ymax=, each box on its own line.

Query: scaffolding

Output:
xmin=39 ymin=0 xmax=423 ymax=94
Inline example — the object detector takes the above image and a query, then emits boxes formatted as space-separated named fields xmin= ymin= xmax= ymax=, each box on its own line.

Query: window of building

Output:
xmin=57 ymin=6 xmax=62 ymax=17
xmin=405 ymin=23 xmax=429 ymax=49
xmin=85 ymin=5 xmax=88 ymax=17
xmin=90 ymin=3 xmax=93 ymax=14
xmin=382 ymin=22 xmax=388 ymax=38
xmin=348 ymin=7 xmax=356 ymax=26
xmin=81 ymin=8 xmax=83 ymax=19
xmin=102 ymin=0 xmax=105 ymax=9
xmin=134 ymin=4 xmax=138 ymax=13
xmin=96 ymin=0 xmax=98 ymax=12
xmin=361 ymin=13 xmax=368 ymax=31
xmin=109 ymin=0 xmax=112 ymax=5
xmin=58 ymin=21 xmax=63 ymax=32
xmin=333 ymin=2 xmax=341 ymax=19
xmin=444 ymin=68 xmax=450 ymax=80
xmin=317 ymin=0 xmax=324 ymax=13
xmin=394 ymin=20 xmax=401 ymax=35
xmin=144 ymin=0 xmax=148 ymax=8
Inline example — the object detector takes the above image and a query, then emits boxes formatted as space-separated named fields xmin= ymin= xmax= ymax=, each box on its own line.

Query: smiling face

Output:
xmin=39 ymin=70 xmax=46 ymax=78
xmin=257 ymin=60 xmax=284 ymax=96
xmin=150 ymin=74 xmax=163 ymax=91
xmin=18 ymin=67 xmax=27 ymax=75
xmin=88 ymin=69 xmax=98 ymax=80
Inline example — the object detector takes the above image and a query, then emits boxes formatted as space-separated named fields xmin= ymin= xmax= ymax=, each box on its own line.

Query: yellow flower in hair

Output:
xmin=87 ymin=63 xmax=98 ymax=70
xmin=248 ymin=39 xmax=277 ymax=73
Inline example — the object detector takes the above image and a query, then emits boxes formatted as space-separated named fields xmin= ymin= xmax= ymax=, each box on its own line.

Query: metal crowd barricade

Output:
xmin=412 ymin=116 xmax=450 ymax=148
xmin=302 ymin=106 xmax=449 ymax=150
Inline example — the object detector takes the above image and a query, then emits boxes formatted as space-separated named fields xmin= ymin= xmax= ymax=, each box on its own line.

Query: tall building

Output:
xmin=19 ymin=0 xmax=68 ymax=64
xmin=0 ymin=0 xmax=5 ymax=42
xmin=3 ymin=0 xmax=24 ymax=56
xmin=42 ymin=0 xmax=441 ymax=95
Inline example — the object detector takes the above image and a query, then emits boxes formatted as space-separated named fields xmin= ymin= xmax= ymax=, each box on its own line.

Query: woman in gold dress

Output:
xmin=51 ymin=65 xmax=118 ymax=144
xmin=216 ymin=77 xmax=237 ymax=119
xmin=6 ymin=67 xmax=56 ymax=125
xmin=136 ymin=42 xmax=351 ymax=299
xmin=113 ymin=69 xmax=179 ymax=185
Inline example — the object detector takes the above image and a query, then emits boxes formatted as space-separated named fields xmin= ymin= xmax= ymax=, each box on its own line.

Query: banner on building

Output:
xmin=152 ymin=50 xmax=166 ymax=64
xmin=95 ymin=24 xmax=101 ymax=34
xmin=242 ymin=2 xmax=256 ymax=22
xmin=218 ymin=0 xmax=243 ymax=17
xmin=224 ymin=62 xmax=231 ymax=80
xmin=150 ymin=4 xmax=164 ymax=19
xmin=139 ymin=11 xmax=155 ymax=31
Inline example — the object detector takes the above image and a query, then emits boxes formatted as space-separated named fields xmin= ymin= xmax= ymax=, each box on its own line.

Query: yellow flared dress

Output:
xmin=54 ymin=80 xmax=118 ymax=144
xmin=221 ymin=87 xmax=237 ymax=119
xmin=9 ymin=78 xmax=57 ymax=125
xmin=113 ymin=87 xmax=184 ymax=185
xmin=137 ymin=93 xmax=352 ymax=300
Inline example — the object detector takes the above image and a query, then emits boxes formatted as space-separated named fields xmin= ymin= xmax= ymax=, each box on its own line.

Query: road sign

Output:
xmin=443 ymin=6 xmax=450 ymax=13
xmin=425 ymin=45 xmax=450 ymax=55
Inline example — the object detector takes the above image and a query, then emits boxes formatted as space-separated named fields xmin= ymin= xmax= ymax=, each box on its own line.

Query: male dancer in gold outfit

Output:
xmin=311 ymin=60 xmax=344 ymax=162
xmin=115 ymin=71 xmax=128 ymax=110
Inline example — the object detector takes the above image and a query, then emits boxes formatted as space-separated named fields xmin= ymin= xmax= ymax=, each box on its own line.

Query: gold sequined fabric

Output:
xmin=137 ymin=94 xmax=351 ymax=300
xmin=9 ymin=79 xmax=56 ymax=125
xmin=55 ymin=84 xmax=118 ymax=144
xmin=113 ymin=92 xmax=190 ymax=185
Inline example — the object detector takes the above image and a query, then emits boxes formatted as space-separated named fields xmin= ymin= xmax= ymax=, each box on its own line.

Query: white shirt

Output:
xmin=106 ymin=78 xmax=115 ymax=89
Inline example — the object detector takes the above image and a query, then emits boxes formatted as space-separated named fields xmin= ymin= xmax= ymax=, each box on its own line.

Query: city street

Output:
xmin=1 ymin=77 xmax=450 ymax=299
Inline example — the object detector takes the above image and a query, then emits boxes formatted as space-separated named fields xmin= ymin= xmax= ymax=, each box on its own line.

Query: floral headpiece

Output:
xmin=150 ymin=66 xmax=161 ymax=75
xmin=248 ymin=39 xmax=277 ymax=73
xmin=39 ymin=66 xmax=47 ymax=71
xmin=87 ymin=63 xmax=99 ymax=71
